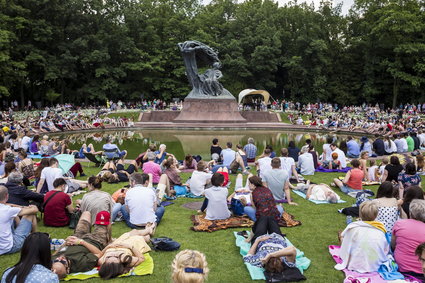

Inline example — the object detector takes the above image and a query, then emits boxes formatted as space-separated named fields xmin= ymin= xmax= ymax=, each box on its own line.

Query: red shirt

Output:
xmin=252 ymin=186 xmax=280 ymax=222
xmin=346 ymin=168 xmax=364 ymax=190
xmin=43 ymin=191 xmax=71 ymax=227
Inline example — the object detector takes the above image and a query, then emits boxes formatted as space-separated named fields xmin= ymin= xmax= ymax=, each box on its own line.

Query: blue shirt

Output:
xmin=102 ymin=143 xmax=120 ymax=152
xmin=347 ymin=140 xmax=360 ymax=156
xmin=2 ymin=264 xmax=59 ymax=283
xmin=154 ymin=151 xmax=167 ymax=164
xmin=243 ymin=144 xmax=257 ymax=159
xmin=221 ymin=148 xmax=236 ymax=167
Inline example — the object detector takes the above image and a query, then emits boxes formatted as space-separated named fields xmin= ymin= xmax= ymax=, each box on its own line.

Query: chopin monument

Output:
xmin=174 ymin=40 xmax=247 ymax=123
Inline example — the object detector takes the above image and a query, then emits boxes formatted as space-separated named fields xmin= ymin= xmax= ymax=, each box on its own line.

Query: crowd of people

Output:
xmin=1 ymin=104 xmax=425 ymax=282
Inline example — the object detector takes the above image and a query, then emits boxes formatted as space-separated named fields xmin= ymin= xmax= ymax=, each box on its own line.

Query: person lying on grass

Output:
xmin=243 ymin=216 xmax=297 ymax=273
xmin=291 ymin=180 xmax=340 ymax=203
xmin=97 ymin=227 xmax=155 ymax=279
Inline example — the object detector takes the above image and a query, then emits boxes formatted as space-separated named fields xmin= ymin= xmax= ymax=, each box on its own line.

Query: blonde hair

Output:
xmin=360 ymin=201 xmax=378 ymax=221
xmin=172 ymin=250 xmax=209 ymax=283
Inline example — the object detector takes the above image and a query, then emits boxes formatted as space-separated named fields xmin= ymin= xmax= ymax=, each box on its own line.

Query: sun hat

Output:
xmin=94 ymin=211 xmax=111 ymax=226
xmin=360 ymin=136 xmax=368 ymax=142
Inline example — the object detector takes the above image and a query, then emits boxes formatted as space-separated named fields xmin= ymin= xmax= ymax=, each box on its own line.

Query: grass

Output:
xmin=106 ymin=111 xmax=140 ymax=121
xmin=0 ymin=163 xmax=380 ymax=283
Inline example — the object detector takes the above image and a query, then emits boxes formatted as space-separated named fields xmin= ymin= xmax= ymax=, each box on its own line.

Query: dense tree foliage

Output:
xmin=0 ymin=0 xmax=424 ymax=107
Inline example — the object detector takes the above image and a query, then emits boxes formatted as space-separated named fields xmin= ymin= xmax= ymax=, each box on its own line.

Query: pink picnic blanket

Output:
xmin=329 ymin=245 xmax=421 ymax=283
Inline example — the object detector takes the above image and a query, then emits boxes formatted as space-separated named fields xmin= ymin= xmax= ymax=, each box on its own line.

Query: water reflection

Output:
xmin=52 ymin=129 xmax=352 ymax=160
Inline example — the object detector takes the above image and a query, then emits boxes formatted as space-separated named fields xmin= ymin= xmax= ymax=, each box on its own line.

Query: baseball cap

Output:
xmin=94 ymin=211 xmax=111 ymax=226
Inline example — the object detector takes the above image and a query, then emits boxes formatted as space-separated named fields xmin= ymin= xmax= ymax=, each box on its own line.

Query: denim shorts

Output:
xmin=341 ymin=184 xmax=360 ymax=194
xmin=8 ymin=218 xmax=32 ymax=254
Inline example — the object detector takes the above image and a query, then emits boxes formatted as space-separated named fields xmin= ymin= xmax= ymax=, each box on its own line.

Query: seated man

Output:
xmin=255 ymin=149 xmax=272 ymax=178
xmin=219 ymin=142 xmax=248 ymax=174
xmin=102 ymin=138 xmax=127 ymax=159
xmin=154 ymin=144 xmax=174 ymax=165
xmin=76 ymin=143 xmax=102 ymax=159
xmin=292 ymin=180 xmax=340 ymax=203
xmin=5 ymin=172 xmax=44 ymax=206
xmin=297 ymin=147 xmax=315 ymax=175
xmin=0 ymin=185 xmax=38 ymax=255
xmin=262 ymin=158 xmax=297 ymax=205
xmin=51 ymin=211 xmax=111 ymax=279
xmin=120 ymin=173 xmax=165 ymax=229
xmin=330 ymin=143 xmax=347 ymax=168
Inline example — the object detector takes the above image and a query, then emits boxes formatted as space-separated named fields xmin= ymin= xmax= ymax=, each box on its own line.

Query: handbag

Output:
xmin=229 ymin=152 xmax=240 ymax=173
xmin=69 ymin=209 xmax=82 ymax=229
xmin=151 ymin=237 xmax=180 ymax=251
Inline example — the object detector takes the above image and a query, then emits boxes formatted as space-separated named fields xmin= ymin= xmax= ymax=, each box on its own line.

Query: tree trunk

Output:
xmin=392 ymin=77 xmax=399 ymax=109
xmin=60 ymin=80 xmax=64 ymax=104
xmin=20 ymin=83 xmax=24 ymax=109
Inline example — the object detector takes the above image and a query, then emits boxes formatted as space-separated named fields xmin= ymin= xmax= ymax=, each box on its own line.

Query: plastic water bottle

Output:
xmin=346 ymin=216 xmax=353 ymax=225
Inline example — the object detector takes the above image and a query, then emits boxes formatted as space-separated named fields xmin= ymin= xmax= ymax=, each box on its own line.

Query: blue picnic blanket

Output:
xmin=292 ymin=189 xmax=346 ymax=204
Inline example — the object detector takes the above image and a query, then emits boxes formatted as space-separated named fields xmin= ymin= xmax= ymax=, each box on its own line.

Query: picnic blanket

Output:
xmin=235 ymin=232 xmax=311 ymax=280
xmin=316 ymin=166 xmax=351 ymax=173
xmin=292 ymin=189 xmax=346 ymax=204
xmin=64 ymin=253 xmax=154 ymax=281
xmin=191 ymin=212 xmax=301 ymax=232
xmin=329 ymin=246 xmax=419 ymax=283
xmin=337 ymin=177 xmax=380 ymax=186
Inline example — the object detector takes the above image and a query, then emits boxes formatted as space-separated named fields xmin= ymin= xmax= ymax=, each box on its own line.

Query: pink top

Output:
xmin=142 ymin=161 xmax=162 ymax=184
xmin=346 ymin=168 xmax=364 ymax=190
xmin=393 ymin=219 xmax=425 ymax=274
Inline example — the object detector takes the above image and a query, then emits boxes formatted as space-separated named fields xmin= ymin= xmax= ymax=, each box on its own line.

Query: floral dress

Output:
xmin=397 ymin=173 xmax=421 ymax=188
xmin=243 ymin=233 xmax=296 ymax=268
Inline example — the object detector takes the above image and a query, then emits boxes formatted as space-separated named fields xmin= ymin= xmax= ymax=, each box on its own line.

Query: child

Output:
xmin=378 ymin=157 xmax=389 ymax=182
xmin=200 ymin=173 xmax=231 ymax=220
xmin=368 ymin=159 xmax=379 ymax=182
xmin=323 ymin=152 xmax=341 ymax=170
xmin=172 ymin=250 xmax=209 ymax=283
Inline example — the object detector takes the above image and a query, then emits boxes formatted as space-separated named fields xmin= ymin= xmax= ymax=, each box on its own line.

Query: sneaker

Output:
xmin=80 ymin=173 xmax=86 ymax=177
xmin=115 ymin=215 xmax=123 ymax=222
xmin=242 ymin=170 xmax=250 ymax=175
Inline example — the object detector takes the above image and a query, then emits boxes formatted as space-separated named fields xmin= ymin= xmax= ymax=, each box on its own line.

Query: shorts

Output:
xmin=74 ymin=219 xmax=109 ymax=247
xmin=341 ymin=185 xmax=360 ymax=194
xmin=217 ymin=171 xmax=229 ymax=186
xmin=7 ymin=218 xmax=32 ymax=254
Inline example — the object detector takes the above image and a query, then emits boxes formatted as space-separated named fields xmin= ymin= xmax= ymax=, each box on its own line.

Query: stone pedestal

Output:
xmin=173 ymin=98 xmax=246 ymax=123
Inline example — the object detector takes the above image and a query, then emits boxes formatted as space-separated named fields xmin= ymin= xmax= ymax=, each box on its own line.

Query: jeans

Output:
xmin=341 ymin=185 xmax=360 ymax=194
xmin=244 ymin=205 xmax=284 ymax=222
xmin=7 ymin=218 xmax=32 ymax=254
xmin=120 ymin=205 xmax=165 ymax=229
xmin=346 ymin=153 xmax=359 ymax=158
xmin=112 ymin=203 xmax=122 ymax=221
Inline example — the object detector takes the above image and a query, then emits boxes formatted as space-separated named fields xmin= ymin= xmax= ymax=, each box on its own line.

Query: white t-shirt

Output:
xmin=332 ymin=148 xmax=347 ymax=168
xmin=308 ymin=185 xmax=340 ymax=201
xmin=323 ymin=144 xmax=332 ymax=161
xmin=189 ymin=171 xmax=212 ymax=196
xmin=205 ymin=186 xmax=231 ymax=220
xmin=125 ymin=185 xmax=156 ymax=225
xmin=221 ymin=148 xmax=236 ymax=167
xmin=21 ymin=136 xmax=31 ymax=152
xmin=280 ymin=157 xmax=295 ymax=178
xmin=40 ymin=167 xmax=63 ymax=191
xmin=0 ymin=204 xmax=21 ymax=255
xmin=257 ymin=157 xmax=272 ymax=178
xmin=297 ymin=153 xmax=315 ymax=175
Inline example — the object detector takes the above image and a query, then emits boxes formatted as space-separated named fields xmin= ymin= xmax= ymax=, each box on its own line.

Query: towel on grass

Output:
xmin=191 ymin=212 xmax=301 ymax=232
xmin=63 ymin=253 xmax=154 ymax=281
xmin=292 ymin=189 xmax=346 ymax=204
xmin=235 ymin=232 xmax=311 ymax=280
xmin=329 ymin=246 xmax=417 ymax=283
xmin=316 ymin=166 xmax=351 ymax=173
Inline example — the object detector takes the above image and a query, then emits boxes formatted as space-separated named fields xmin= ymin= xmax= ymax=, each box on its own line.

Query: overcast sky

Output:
xmin=201 ymin=0 xmax=355 ymax=15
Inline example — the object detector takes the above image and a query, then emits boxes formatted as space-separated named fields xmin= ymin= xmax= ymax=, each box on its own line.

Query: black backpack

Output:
xmin=151 ymin=237 xmax=180 ymax=251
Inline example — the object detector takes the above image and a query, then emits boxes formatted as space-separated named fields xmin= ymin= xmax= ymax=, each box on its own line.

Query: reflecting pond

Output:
xmin=52 ymin=129 xmax=354 ymax=160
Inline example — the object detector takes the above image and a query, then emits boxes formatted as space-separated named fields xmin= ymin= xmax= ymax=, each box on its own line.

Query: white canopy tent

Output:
xmin=238 ymin=89 xmax=272 ymax=105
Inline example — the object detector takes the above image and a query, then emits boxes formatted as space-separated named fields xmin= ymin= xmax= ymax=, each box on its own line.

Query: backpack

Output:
xmin=151 ymin=237 xmax=180 ymax=251
xmin=231 ymin=198 xmax=244 ymax=216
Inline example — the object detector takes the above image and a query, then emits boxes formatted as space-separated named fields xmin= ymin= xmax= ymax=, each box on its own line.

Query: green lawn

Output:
xmin=0 ymin=163 xmax=379 ymax=283
xmin=106 ymin=111 xmax=140 ymax=121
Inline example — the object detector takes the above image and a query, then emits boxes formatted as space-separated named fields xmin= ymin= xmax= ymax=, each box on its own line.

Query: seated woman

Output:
xmin=333 ymin=159 xmax=364 ymax=194
xmin=201 ymin=173 xmax=231 ymax=221
xmin=163 ymin=157 xmax=184 ymax=191
xmin=80 ymin=176 xmax=114 ymax=224
xmin=400 ymin=186 xmax=424 ymax=218
xmin=1 ymin=232 xmax=59 ymax=283
xmin=98 ymin=228 xmax=154 ymax=279
xmin=244 ymin=176 xmax=283 ymax=222
xmin=292 ymin=180 xmax=340 ymax=203
xmin=243 ymin=216 xmax=297 ymax=273
xmin=374 ymin=181 xmax=401 ymax=233
xmin=392 ymin=200 xmax=425 ymax=281
xmin=172 ymin=250 xmax=209 ymax=283
xmin=398 ymin=162 xmax=422 ymax=198
xmin=179 ymin=154 xmax=197 ymax=172
xmin=44 ymin=178 xmax=81 ymax=227
xmin=335 ymin=201 xmax=392 ymax=273
xmin=17 ymin=151 xmax=35 ymax=180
